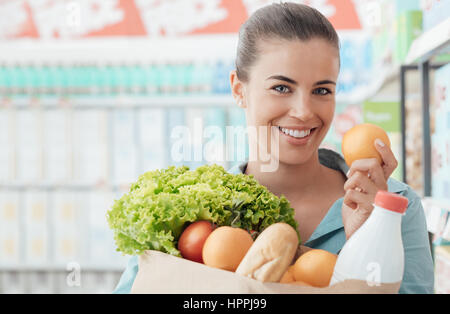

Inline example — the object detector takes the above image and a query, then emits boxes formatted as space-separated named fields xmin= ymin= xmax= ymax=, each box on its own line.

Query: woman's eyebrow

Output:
xmin=314 ymin=80 xmax=336 ymax=86
xmin=266 ymin=76 xmax=336 ymax=87
xmin=266 ymin=75 xmax=297 ymax=85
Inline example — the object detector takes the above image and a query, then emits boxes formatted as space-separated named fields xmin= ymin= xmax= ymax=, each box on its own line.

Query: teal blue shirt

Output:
xmin=112 ymin=149 xmax=434 ymax=294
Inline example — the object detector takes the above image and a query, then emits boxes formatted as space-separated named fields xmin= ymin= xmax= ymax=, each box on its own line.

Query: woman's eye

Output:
xmin=273 ymin=85 xmax=290 ymax=94
xmin=313 ymin=87 xmax=332 ymax=95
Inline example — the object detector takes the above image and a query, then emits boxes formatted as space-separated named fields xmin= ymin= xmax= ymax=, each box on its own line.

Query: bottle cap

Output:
xmin=374 ymin=190 xmax=408 ymax=214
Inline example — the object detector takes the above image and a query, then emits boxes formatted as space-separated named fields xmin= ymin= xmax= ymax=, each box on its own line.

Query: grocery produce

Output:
xmin=177 ymin=220 xmax=215 ymax=263
xmin=292 ymin=249 xmax=337 ymax=287
xmin=291 ymin=281 xmax=311 ymax=286
xmin=106 ymin=164 xmax=298 ymax=256
xmin=279 ymin=266 xmax=312 ymax=287
xmin=235 ymin=223 xmax=299 ymax=282
xmin=342 ymin=123 xmax=391 ymax=167
xmin=202 ymin=226 xmax=254 ymax=272
xmin=279 ymin=266 xmax=295 ymax=283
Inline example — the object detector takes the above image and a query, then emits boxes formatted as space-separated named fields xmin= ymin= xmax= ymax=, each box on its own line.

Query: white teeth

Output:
xmin=279 ymin=127 xmax=312 ymax=138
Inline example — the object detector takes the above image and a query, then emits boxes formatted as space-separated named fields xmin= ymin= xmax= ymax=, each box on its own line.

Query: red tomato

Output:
xmin=178 ymin=221 xmax=215 ymax=263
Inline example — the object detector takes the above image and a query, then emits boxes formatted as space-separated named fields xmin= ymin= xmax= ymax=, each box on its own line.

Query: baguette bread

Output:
xmin=235 ymin=223 xmax=299 ymax=282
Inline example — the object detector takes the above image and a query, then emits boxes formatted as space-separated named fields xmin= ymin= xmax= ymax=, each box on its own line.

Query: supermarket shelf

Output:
xmin=0 ymin=264 xmax=125 ymax=272
xmin=423 ymin=197 xmax=450 ymax=212
xmin=405 ymin=17 xmax=450 ymax=65
xmin=422 ymin=197 xmax=450 ymax=239
xmin=337 ymin=67 xmax=399 ymax=104
xmin=0 ymin=36 xmax=238 ymax=64
xmin=0 ymin=182 xmax=131 ymax=191
xmin=339 ymin=17 xmax=450 ymax=105
xmin=341 ymin=60 xmax=443 ymax=106
xmin=4 ymin=94 xmax=236 ymax=109
xmin=338 ymin=65 xmax=424 ymax=104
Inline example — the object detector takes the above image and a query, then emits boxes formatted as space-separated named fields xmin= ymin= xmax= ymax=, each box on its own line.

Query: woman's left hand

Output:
xmin=342 ymin=139 xmax=399 ymax=239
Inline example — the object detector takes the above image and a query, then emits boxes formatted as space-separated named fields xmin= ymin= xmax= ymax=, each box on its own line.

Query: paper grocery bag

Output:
xmin=130 ymin=250 xmax=401 ymax=294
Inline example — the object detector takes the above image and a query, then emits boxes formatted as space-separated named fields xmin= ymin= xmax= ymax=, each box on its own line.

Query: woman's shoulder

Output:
xmin=387 ymin=177 xmax=425 ymax=220
xmin=387 ymin=177 xmax=419 ymax=201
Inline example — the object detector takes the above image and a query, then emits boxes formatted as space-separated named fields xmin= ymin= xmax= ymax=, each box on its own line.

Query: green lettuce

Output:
xmin=106 ymin=164 xmax=299 ymax=256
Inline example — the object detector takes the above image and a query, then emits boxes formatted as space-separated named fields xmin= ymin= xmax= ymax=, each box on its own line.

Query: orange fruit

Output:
xmin=279 ymin=266 xmax=295 ymax=283
xmin=291 ymin=281 xmax=311 ymax=286
xmin=202 ymin=226 xmax=253 ymax=272
xmin=342 ymin=123 xmax=390 ymax=167
xmin=292 ymin=249 xmax=337 ymax=288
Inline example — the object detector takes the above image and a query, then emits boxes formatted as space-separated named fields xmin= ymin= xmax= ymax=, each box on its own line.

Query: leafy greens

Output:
xmin=107 ymin=164 xmax=299 ymax=256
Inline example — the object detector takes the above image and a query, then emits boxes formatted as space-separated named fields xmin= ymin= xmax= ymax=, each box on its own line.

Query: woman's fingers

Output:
xmin=346 ymin=158 xmax=388 ymax=190
xmin=341 ymin=138 xmax=396 ymax=239
xmin=344 ymin=170 xmax=379 ymax=195
xmin=374 ymin=138 xmax=398 ymax=179
xmin=346 ymin=139 xmax=398 ymax=182
xmin=343 ymin=188 xmax=374 ymax=211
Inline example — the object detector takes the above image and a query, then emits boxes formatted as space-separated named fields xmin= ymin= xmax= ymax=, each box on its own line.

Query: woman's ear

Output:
xmin=230 ymin=70 xmax=246 ymax=109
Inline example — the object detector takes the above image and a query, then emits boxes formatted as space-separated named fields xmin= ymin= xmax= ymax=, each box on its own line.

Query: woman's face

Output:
xmin=234 ymin=38 xmax=340 ymax=167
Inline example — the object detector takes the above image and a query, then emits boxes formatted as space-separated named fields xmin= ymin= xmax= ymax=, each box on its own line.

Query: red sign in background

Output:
xmin=0 ymin=0 xmax=361 ymax=39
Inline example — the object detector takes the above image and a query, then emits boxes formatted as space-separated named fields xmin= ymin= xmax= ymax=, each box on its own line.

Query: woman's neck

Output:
xmin=245 ymin=151 xmax=327 ymax=199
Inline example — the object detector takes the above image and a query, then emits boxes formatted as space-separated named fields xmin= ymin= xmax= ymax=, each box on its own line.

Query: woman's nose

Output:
xmin=288 ymin=94 xmax=314 ymax=121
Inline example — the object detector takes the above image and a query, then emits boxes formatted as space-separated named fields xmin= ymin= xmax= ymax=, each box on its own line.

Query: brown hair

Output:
xmin=236 ymin=2 xmax=340 ymax=82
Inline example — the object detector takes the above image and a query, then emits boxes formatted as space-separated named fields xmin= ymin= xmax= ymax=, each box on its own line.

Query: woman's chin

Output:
xmin=277 ymin=151 xmax=316 ymax=167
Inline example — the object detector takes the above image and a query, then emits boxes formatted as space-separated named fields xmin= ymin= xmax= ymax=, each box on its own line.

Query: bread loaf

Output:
xmin=235 ymin=223 xmax=299 ymax=282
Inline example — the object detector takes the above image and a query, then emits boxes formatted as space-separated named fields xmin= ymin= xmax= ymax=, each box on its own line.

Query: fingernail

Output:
xmin=375 ymin=138 xmax=385 ymax=147
xmin=346 ymin=170 xmax=350 ymax=177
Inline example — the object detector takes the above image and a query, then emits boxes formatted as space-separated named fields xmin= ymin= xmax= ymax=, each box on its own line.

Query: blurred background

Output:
xmin=0 ymin=0 xmax=449 ymax=293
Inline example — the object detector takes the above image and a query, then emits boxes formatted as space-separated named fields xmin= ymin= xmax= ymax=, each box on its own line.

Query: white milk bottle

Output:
xmin=330 ymin=190 xmax=408 ymax=286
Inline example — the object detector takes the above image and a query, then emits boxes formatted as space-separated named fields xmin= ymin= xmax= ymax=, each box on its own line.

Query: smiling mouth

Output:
xmin=277 ymin=126 xmax=317 ymax=139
